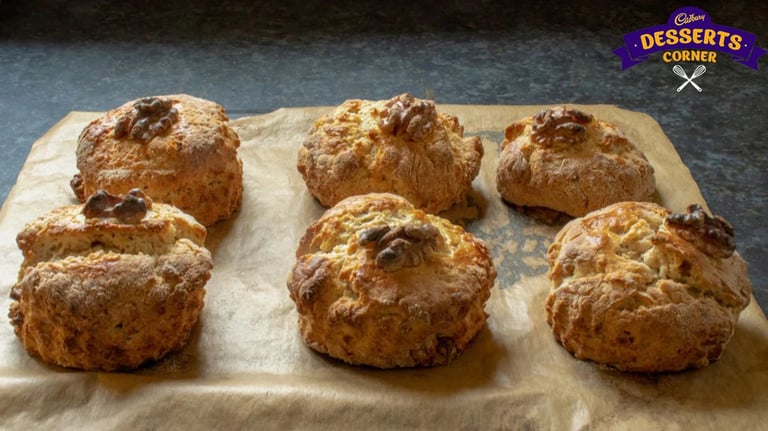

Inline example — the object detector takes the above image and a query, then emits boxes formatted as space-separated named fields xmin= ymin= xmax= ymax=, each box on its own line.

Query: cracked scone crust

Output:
xmin=9 ymin=201 xmax=213 ymax=371
xmin=297 ymin=93 xmax=483 ymax=213
xmin=546 ymin=201 xmax=752 ymax=372
xmin=74 ymin=93 xmax=243 ymax=226
xmin=496 ymin=107 xmax=655 ymax=217
xmin=287 ymin=193 xmax=496 ymax=368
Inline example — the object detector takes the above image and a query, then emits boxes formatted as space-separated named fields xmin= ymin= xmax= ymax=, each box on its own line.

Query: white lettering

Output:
xmin=674 ymin=13 xmax=706 ymax=26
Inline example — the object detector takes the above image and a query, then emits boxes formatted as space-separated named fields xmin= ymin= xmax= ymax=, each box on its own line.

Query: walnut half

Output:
xmin=531 ymin=106 xmax=593 ymax=147
xmin=665 ymin=204 xmax=736 ymax=258
xmin=114 ymin=97 xmax=179 ymax=143
xmin=83 ymin=189 xmax=153 ymax=224
xmin=378 ymin=93 xmax=438 ymax=141
xmin=358 ymin=222 xmax=440 ymax=271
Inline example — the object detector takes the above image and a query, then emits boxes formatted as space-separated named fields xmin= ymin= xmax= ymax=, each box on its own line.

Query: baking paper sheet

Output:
xmin=0 ymin=105 xmax=765 ymax=430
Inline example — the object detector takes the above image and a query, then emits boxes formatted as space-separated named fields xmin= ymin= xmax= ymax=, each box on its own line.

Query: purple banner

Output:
xmin=614 ymin=6 xmax=766 ymax=70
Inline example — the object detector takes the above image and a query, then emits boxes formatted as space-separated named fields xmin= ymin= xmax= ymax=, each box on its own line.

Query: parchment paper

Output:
xmin=0 ymin=105 xmax=766 ymax=430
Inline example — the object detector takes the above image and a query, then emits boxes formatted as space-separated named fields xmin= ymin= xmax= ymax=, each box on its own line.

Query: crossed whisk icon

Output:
xmin=672 ymin=64 xmax=706 ymax=92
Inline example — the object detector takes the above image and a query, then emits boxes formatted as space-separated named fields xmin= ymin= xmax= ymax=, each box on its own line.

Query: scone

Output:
xmin=297 ymin=93 xmax=483 ymax=213
xmin=287 ymin=193 xmax=496 ymax=368
xmin=496 ymin=106 xmax=655 ymax=217
xmin=9 ymin=189 xmax=213 ymax=371
xmin=72 ymin=93 xmax=243 ymax=226
xmin=546 ymin=201 xmax=752 ymax=372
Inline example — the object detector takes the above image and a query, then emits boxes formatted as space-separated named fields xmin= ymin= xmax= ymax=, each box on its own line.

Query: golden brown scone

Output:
xmin=287 ymin=193 xmax=496 ymax=368
xmin=297 ymin=93 xmax=483 ymax=213
xmin=496 ymin=106 xmax=655 ymax=217
xmin=73 ymin=94 xmax=243 ymax=226
xmin=546 ymin=201 xmax=752 ymax=372
xmin=9 ymin=190 xmax=213 ymax=371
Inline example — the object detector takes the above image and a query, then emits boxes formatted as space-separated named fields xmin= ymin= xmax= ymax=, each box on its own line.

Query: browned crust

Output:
xmin=545 ymin=201 xmax=752 ymax=372
xmin=74 ymin=93 xmax=243 ymax=226
xmin=496 ymin=107 xmax=655 ymax=217
xmin=15 ymin=203 xmax=206 ymax=272
xmin=287 ymin=193 xmax=496 ymax=368
xmin=9 ymin=202 xmax=212 ymax=371
xmin=297 ymin=94 xmax=483 ymax=213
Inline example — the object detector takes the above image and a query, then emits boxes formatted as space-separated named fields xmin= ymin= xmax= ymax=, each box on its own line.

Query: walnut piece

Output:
xmin=531 ymin=106 xmax=593 ymax=147
xmin=70 ymin=173 xmax=85 ymax=202
xmin=358 ymin=222 xmax=440 ymax=271
xmin=665 ymin=204 xmax=736 ymax=258
xmin=378 ymin=93 xmax=438 ymax=141
xmin=83 ymin=189 xmax=153 ymax=224
xmin=114 ymin=97 xmax=179 ymax=143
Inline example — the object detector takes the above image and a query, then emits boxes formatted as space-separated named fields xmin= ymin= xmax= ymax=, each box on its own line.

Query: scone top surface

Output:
xmin=74 ymin=93 xmax=243 ymax=226
xmin=10 ymin=190 xmax=213 ymax=371
xmin=298 ymin=93 xmax=483 ymax=213
xmin=16 ymin=189 xmax=206 ymax=271
xmin=496 ymin=106 xmax=655 ymax=217
xmin=287 ymin=193 xmax=496 ymax=368
xmin=546 ymin=201 xmax=752 ymax=372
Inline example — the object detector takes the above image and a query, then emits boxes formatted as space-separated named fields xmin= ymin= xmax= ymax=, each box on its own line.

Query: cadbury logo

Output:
xmin=674 ymin=13 xmax=706 ymax=26
xmin=614 ymin=6 xmax=765 ymax=70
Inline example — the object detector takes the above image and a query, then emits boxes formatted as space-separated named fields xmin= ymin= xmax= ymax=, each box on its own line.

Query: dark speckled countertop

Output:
xmin=0 ymin=0 xmax=766 ymax=314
